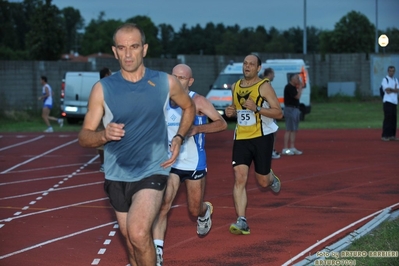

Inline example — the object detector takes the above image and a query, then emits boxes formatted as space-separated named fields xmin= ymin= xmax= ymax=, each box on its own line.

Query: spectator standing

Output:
xmin=282 ymin=74 xmax=303 ymax=155
xmin=381 ymin=66 xmax=399 ymax=141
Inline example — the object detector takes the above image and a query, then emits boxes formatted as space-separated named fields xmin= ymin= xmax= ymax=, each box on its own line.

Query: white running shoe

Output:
xmin=197 ymin=202 xmax=213 ymax=236
xmin=44 ymin=127 xmax=54 ymax=133
xmin=290 ymin=148 xmax=303 ymax=155
xmin=272 ymin=150 xmax=281 ymax=159
xmin=58 ymin=118 xmax=64 ymax=127
xmin=282 ymin=148 xmax=294 ymax=155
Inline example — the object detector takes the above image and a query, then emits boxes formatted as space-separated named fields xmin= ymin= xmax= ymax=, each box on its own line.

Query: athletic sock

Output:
xmin=154 ymin=239 xmax=164 ymax=249
xmin=198 ymin=203 xmax=209 ymax=219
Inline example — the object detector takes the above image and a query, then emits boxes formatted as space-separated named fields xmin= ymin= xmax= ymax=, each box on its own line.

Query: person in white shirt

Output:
xmin=381 ymin=66 xmax=399 ymax=141
xmin=38 ymin=76 xmax=63 ymax=132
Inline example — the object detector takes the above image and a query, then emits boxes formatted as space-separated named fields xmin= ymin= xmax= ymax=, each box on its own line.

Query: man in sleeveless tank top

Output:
xmin=224 ymin=54 xmax=283 ymax=235
xmin=152 ymin=64 xmax=227 ymax=264
xmin=78 ymin=24 xmax=195 ymax=266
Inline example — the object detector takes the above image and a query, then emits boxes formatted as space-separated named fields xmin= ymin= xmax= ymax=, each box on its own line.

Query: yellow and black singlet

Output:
xmin=233 ymin=79 xmax=278 ymax=140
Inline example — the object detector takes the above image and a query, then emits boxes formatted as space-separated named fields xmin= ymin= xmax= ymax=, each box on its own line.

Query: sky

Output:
xmin=10 ymin=0 xmax=397 ymax=32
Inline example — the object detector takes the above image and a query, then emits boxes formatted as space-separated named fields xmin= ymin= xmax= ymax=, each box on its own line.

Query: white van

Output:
xmin=60 ymin=72 xmax=99 ymax=124
xmin=206 ymin=59 xmax=311 ymax=120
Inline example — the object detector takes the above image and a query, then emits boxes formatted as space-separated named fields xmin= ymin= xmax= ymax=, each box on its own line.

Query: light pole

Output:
xmin=375 ymin=0 xmax=378 ymax=53
xmin=303 ymin=0 xmax=307 ymax=55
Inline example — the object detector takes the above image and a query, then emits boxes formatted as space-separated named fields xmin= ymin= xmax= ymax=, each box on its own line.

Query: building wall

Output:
xmin=0 ymin=53 xmax=392 ymax=113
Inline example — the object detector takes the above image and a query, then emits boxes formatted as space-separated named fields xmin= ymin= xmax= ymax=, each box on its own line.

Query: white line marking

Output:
xmin=109 ymin=231 xmax=116 ymax=236
xmin=13 ymin=212 xmax=21 ymax=216
xmin=0 ymin=135 xmax=45 ymax=152
xmin=0 ymin=222 xmax=116 ymax=260
xmin=98 ymin=248 xmax=106 ymax=254
xmin=91 ymin=258 xmax=101 ymax=265
xmin=281 ymin=202 xmax=399 ymax=266
xmin=103 ymin=239 xmax=111 ymax=245
xmin=0 ymin=181 xmax=104 ymax=201
xmin=1 ymin=139 xmax=78 ymax=174
xmin=0 ymin=198 xmax=108 ymax=223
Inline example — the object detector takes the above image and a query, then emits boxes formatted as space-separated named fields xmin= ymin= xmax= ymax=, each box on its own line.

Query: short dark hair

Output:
xmin=113 ymin=23 xmax=146 ymax=45
xmin=251 ymin=54 xmax=262 ymax=67
xmin=100 ymin=67 xmax=111 ymax=79
xmin=41 ymin=76 xmax=47 ymax=82
xmin=388 ymin=65 xmax=395 ymax=71
xmin=263 ymin=67 xmax=274 ymax=77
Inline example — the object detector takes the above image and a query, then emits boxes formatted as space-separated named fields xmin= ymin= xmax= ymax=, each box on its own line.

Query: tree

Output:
xmin=25 ymin=0 xmax=65 ymax=60
xmin=324 ymin=11 xmax=375 ymax=53
xmin=61 ymin=7 xmax=84 ymax=54
xmin=80 ymin=12 xmax=122 ymax=56
xmin=158 ymin=23 xmax=175 ymax=58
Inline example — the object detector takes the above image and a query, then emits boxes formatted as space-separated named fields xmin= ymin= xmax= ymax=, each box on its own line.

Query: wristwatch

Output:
xmin=256 ymin=106 xmax=261 ymax=113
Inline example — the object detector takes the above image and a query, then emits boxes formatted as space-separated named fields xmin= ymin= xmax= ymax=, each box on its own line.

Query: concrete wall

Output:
xmin=0 ymin=53 xmax=394 ymax=113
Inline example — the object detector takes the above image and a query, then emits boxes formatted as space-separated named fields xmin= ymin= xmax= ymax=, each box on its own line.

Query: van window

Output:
xmin=212 ymin=74 xmax=242 ymax=90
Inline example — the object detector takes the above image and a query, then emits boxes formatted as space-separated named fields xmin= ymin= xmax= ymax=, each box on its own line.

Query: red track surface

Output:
xmin=0 ymin=129 xmax=398 ymax=266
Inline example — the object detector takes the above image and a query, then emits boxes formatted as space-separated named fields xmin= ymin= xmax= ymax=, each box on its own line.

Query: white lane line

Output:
xmin=0 ymin=221 xmax=116 ymax=260
xmin=0 ymin=198 xmax=108 ymax=223
xmin=0 ymin=135 xmax=45 ymax=152
xmin=91 ymin=258 xmax=101 ymax=265
xmin=0 ymin=171 xmax=97 ymax=186
xmin=0 ymin=181 xmax=104 ymax=201
xmin=1 ymin=139 xmax=78 ymax=174
xmin=281 ymin=202 xmax=399 ymax=266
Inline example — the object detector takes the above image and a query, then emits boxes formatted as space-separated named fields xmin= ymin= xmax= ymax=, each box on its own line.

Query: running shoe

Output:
xmin=282 ymin=148 xmax=294 ymax=155
xmin=99 ymin=164 xmax=104 ymax=172
xmin=44 ymin=127 xmax=53 ymax=133
xmin=58 ymin=118 xmax=64 ymax=127
xmin=197 ymin=202 xmax=213 ymax=236
xmin=270 ymin=169 xmax=281 ymax=193
xmin=272 ymin=150 xmax=281 ymax=159
xmin=229 ymin=217 xmax=250 ymax=235
xmin=290 ymin=147 xmax=303 ymax=155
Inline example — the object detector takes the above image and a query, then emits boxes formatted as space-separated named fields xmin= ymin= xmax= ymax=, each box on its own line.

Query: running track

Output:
xmin=0 ymin=129 xmax=398 ymax=266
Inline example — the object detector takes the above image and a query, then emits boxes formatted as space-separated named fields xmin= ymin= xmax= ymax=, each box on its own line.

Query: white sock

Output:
xmin=154 ymin=239 xmax=164 ymax=249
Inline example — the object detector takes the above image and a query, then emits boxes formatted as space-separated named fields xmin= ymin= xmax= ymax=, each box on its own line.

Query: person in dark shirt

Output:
xmin=282 ymin=74 xmax=303 ymax=155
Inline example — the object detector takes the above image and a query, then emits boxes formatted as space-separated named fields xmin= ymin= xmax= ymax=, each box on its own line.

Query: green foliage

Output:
xmin=80 ymin=14 xmax=122 ymax=56
xmin=61 ymin=7 xmax=84 ymax=54
xmin=321 ymin=11 xmax=375 ymax=53
xmin=25 ymin=0 xmax=65 ymax=60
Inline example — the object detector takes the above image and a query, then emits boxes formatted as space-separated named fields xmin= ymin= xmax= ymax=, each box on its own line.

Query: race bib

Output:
xmin=237 ymin=110 xmax=256 ymax=126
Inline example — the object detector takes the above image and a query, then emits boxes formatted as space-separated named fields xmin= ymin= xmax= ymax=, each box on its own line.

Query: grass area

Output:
xmin=328 ymin=218 xmax=399 ymax=266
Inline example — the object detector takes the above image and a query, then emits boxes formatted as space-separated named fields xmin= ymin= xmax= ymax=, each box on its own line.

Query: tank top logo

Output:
xmin=236 ymin=89 xmax=251 ymax=109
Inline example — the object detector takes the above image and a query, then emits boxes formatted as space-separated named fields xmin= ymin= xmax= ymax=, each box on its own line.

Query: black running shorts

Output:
xmin=232 ymin=134 xmax=273 ymax=175
xmin=170 ymin=168 xmax=207 ymax=182
xmin=104 ymin=175 xmax=167 ymax=212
